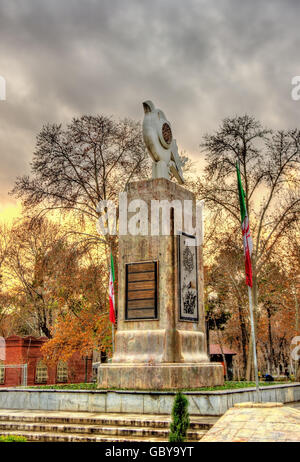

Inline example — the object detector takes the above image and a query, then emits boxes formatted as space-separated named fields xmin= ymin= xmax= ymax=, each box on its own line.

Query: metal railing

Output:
xmin=0 ymin=364 xmax=28 ymax=386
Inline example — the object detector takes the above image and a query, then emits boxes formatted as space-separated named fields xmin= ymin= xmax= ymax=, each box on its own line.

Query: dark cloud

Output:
xmin=0 ymin=0 xmax=299 ymax=204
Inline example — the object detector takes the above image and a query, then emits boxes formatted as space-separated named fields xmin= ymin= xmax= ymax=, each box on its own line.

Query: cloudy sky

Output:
xmin=0 ymin=0 xmax=299 ymax=218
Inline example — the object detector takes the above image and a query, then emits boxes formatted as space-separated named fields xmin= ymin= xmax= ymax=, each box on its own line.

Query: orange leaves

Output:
xmin=41 ymin=305 xmax=112 ymax=366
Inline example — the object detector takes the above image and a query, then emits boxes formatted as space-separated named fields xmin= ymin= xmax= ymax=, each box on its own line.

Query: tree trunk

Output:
xmin=237 ymin=302 xmax=248 ymax=378
xmin=247 ymin=268 xmax=259 ymax=380
xmin=297 ymin=360 xmax=300 ymax=381
xmin=293 ymin=281 xmax=299 ymax=378
xmin=267 ymin=306 xmax=276 ymax=373
xmin=40 ymin=323 xmax=52 ymax=339
xmin=213 ymin=317 xmax=228 ymax=381
xmin=246 ymin=337 xmax=253 ymax=381
xmin=205 ymin=315 xmax=210 ymax=357
xmin=246 ymin=274 xmax=258 ymax=381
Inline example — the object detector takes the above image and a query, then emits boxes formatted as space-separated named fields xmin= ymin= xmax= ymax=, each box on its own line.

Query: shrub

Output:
xmin=0 ymin=435 xmax=27 ymax=442
xmin=169 ymin=392 xmax=190 ymax=442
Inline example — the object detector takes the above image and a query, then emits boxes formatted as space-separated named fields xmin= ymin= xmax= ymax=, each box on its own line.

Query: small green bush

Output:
xmin=0 ymin=435 xmax=27 ymax=442
xmin=169 ymin=392 xmax=190 ymax=442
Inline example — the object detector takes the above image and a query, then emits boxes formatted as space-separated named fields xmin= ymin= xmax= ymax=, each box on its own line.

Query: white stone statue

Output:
xmin=142 ymin=100 xmax=184 ymax=184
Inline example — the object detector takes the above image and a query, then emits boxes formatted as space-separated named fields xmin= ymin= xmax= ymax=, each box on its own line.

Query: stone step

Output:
xmin=0 ymin=411 xmax=216 ymax=442
xmin=0 ymin=411 xmax=217 ymax=430
xmin=0 ymin=421 xmax=205 ymax=440
xmin=0 ymin=429 xmax=170 ymax=442
xmin=0 ymin=413 xmax=171 ymax=429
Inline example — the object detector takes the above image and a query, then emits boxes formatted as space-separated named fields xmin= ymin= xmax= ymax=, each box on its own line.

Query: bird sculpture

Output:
xmin=142 ymin=100 xmax=184 ymax=184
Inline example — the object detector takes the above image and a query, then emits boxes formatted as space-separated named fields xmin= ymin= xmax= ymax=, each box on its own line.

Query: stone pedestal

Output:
xmin=98 ymin=178 xmax=223 ymax=389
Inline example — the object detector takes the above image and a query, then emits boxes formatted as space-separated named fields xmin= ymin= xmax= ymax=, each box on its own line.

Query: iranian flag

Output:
xmin=109 ymin=252 xmax=116 ymax=324
xmin=236 ymin=163 xmax=253 ymax=288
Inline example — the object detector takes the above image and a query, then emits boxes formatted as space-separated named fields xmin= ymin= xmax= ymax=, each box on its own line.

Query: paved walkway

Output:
xmin=285 ymin=401 xmax=300 ymax=409
xmin=202 ymin=402 xmax=300 ymax=442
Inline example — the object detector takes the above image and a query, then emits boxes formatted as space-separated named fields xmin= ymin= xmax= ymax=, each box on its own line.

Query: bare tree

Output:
xmin=279 ymin=223 xmax=300 ymax=379
xmin=193 ymin=115 xmax=300 ymax=378
xmin=206 ymin=232 xmax=250 ymax=378
xmin=0 ymin=223 xmax=10 ymax=276
xmin=0 ymin=224 xmax=12 ymax=336
xmin=11 ymin=115 xmax=150 ymax=242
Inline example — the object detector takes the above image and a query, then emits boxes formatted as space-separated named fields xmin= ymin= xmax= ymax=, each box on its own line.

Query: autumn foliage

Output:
xmin=0 ymin=112 xmax=299 ymax=381
xmin=41 ymin=306 xmax=112 ymax=366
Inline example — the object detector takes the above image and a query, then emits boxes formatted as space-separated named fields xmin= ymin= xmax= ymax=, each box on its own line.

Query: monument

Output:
xmin=98 ymin=101 xmax=223 ymax=389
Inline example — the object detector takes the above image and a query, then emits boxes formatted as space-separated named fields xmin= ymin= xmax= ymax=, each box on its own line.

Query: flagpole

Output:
xmin=248 ymin=285 xmax=260 ymax=402
xmin=109 ymin=244 xmax=115 ymax=356
xmin=112 ymin=323 xmax=115 ymax=354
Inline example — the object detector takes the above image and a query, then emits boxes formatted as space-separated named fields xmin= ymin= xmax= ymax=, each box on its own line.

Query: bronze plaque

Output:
xmin=178 ymin=232 xmax=199 ymax=321
xmin=125 ymin=261 xmax=158 ymax=320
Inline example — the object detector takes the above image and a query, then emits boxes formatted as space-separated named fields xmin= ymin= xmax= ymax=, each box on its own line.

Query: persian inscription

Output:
xmin=178 ymin=233 xmax=199 ymax=321
xmin=125 ymin=261 xmax=158 ymax=320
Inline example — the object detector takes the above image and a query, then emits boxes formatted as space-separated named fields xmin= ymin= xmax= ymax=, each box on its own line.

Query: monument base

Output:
xmin=98 ymin=362 xmax=224 ymax=390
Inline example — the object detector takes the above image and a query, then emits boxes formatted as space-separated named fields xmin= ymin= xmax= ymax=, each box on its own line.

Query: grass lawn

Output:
xmin=24 ymin=381 xmax=291 ymax=392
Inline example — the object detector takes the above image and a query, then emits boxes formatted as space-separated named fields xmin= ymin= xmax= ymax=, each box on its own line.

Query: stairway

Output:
xmin=0 ymin=410 xmax=218 ymax=442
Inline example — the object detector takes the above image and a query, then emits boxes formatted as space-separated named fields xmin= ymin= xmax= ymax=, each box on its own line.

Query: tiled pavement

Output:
xmin=201 ymin=402 xmax=300 ymax=442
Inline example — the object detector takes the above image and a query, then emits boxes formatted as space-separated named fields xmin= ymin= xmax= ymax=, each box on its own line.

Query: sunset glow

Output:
xmin=0 ymin=201 xmax=22 ymax=224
